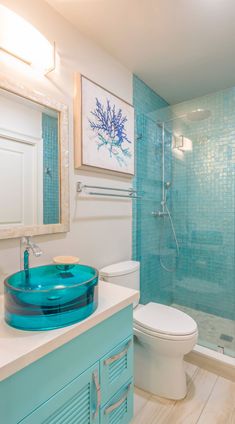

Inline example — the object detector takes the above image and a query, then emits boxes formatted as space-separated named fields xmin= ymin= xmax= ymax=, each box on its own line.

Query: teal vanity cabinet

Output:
xmin=20 ymin=363 xmax=100 ymax=424
xmin=0 ymin=305 xmax=134 ymax=424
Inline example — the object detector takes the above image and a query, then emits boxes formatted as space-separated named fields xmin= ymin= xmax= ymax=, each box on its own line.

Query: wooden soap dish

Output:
xmin=53 ymin=256 xmax=80 ymax=265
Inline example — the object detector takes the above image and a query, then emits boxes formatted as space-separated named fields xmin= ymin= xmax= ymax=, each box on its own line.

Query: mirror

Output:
xmin=0 ymin=76 xmax=69 ymax=239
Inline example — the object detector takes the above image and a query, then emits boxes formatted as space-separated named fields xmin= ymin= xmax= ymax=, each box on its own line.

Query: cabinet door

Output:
xmin=20 ymin=363 xmax=100 ymax=424
xmin=100 ymin=336 xmax=133 ymax=405
xmin=100 ymin=380 xmax=133 ymax=424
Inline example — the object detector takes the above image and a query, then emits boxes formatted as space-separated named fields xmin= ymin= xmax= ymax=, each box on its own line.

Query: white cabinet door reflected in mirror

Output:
xmin=0 ymin=79 xmax=69 ymax=239
xmin=0 ymin=90 xmax=58 ymax=227
xmin=0 ymin=136 xmax=41 ymax=226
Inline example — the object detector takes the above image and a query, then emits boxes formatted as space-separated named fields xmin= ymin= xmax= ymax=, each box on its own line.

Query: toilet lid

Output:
xmin=133 ymin=302 xmax=197 ymax=336
xmin=100 ymin=261 xmax=140 ymax=277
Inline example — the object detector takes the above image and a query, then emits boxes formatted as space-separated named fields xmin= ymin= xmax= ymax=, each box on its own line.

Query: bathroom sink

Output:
xmin=4 ymin=264 xmax=98 ymax=331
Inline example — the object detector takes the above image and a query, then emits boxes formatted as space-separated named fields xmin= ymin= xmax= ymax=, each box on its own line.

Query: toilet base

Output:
xmin=134 ymin=334 xmax=188 ymax=400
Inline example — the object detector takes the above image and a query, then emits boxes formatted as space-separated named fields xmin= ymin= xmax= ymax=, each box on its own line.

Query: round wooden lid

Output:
xmin=53 ymin=256 xmax=80 ymax=265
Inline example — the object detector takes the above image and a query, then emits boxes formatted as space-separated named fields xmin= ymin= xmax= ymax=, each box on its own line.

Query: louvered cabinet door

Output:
xmin=100 ymin=336 xmax=133 ymax=405
xmin=100 ymin=380 xmax=133 ymax=424
xmin=20 ymin=363 xmax=100 ymax=424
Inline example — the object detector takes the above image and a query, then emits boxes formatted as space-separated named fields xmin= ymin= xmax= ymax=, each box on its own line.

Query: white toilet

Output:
xmin=100 ymin=260 xmax=198 ymax=400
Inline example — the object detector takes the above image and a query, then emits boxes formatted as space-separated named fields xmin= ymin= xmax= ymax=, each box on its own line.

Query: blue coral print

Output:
xmin=88 ymin=98 xmax=132 ymax=167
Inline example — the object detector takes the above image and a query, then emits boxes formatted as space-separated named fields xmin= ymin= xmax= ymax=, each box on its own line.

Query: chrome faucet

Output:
xmin=21 ymin=237 xmax=43 ymax=277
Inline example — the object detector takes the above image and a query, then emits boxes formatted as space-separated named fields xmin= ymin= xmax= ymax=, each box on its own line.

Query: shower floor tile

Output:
xmin=171 ymin=303 xmax=235 ymax=358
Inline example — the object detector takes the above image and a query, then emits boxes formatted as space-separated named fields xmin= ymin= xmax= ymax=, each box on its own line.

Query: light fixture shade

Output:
xmin=0 ymin=5 xmax=55 ymax=74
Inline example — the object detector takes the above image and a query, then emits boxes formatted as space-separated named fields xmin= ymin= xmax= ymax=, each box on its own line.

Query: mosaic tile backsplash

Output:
xmin=133 ymin=78 xmax=235 ymax=327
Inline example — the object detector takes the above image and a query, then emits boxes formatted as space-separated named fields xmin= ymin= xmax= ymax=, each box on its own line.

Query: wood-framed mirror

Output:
xmin=0 ymin=75 xmax=69 ymax=239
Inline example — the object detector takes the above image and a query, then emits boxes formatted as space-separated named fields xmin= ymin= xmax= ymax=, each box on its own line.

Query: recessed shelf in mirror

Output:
xmin=0 ymin=75 xmax=69 ymax=239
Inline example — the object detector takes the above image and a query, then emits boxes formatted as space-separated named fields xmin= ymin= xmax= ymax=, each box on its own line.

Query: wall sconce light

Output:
xmin=0 ymin=5 xmax=56 ymax=75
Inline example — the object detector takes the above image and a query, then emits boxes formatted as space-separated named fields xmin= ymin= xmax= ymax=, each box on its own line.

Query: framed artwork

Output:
xmin=74 ymin=74 xmax=134 ymax=176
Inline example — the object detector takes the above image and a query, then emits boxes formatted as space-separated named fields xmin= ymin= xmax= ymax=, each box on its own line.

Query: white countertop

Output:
xmin=0 ymin=282 xmax=139 ymax=382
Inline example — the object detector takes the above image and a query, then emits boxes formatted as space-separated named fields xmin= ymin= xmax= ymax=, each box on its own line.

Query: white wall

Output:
xmin=0 ymin=0 xmax=133 ymax=291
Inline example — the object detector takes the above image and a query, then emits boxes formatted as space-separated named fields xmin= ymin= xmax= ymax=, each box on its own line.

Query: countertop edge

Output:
xmin=0 ymin=289 xmax=138 ymax=382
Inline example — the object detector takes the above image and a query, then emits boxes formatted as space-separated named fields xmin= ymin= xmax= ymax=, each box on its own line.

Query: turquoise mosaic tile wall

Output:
xmin=133 ymin=78 xmax=235 ymax=321
xmin=171 ymin=111 xmax=235 ymax=320
xmin=42 ymin=113 xmax=59 ymax=224
xmin=132 ymin=76 xmax=173 ymax=305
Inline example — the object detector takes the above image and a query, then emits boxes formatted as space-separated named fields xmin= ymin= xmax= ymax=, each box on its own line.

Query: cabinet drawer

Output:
xmin=100 ymin=380 xmax=133 ymax=424
xmin=20 ymin=363 xmax=100 ymax=424
xmin=100 ymin=336 xmax=133 ymax=405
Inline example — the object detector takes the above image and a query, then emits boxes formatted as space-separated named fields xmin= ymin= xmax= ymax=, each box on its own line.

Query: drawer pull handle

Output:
xmin=104 ymin=384 xmax=131 ymax=415
xmin=104 ymin=340 xmax=132 ymax=366
xmin=92 ymin=370 xmax=101 ymax=419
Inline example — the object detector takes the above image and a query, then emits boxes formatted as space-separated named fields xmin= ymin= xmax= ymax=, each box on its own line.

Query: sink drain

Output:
xmin=217 ymin=345 xmax=225 ymax=354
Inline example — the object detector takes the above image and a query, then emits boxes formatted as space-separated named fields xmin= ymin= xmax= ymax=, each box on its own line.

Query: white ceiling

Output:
xmin=46 ymin=0 xmax=235 ymax=104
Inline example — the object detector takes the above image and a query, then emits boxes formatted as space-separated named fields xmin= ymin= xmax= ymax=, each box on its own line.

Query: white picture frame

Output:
xmin=74 ymin=74 xmax=134 ymax=176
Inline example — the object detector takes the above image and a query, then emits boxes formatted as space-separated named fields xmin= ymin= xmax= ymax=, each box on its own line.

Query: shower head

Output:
xmin=186 ymin=109 xmax=211 ymax=122
xmin=165 ymin=181 xmax=171 ymax=189
xmin=158 ymin=108 xmax=211 ymax=126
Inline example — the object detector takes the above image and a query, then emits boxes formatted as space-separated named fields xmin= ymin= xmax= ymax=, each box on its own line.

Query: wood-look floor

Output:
xmin=132 ymin=361 xmax=235 ymax=424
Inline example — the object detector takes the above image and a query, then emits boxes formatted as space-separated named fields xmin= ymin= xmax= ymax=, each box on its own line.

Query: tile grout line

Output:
xmin=148 ymin=399 xmax=176 ymax=424
xmin=132 ymin=386 xmax=152 ymax=423
xmin=195 ymin=375 xmax=219 ymax=424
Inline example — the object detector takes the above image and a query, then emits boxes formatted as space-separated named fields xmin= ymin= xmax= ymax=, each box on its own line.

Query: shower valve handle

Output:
xmin=152 ymin=211 xmax=168 ymax=217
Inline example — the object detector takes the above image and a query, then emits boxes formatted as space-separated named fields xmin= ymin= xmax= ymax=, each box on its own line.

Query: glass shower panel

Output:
xmin=133 ymin=77 xmax=235 ymax=358
xmin=160 ymin=89 xmax=235 ymax=357
xmin=133 ymin=113 xmax=174 ymax=306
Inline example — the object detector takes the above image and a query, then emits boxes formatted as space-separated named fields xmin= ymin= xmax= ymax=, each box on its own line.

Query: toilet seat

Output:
xmin=133 ymin=302 xmax=197 ymax=339
xmin=134 ymin=323 xmax=198 ymax=341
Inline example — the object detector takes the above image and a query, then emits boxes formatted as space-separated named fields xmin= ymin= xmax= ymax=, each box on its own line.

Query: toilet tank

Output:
xmin=100 ymin=261 xmax=140 ymax=292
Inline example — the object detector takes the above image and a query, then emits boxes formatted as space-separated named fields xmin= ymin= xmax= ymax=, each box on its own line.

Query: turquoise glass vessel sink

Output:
xmin=4 ymin=264 xmax=98 ymax=331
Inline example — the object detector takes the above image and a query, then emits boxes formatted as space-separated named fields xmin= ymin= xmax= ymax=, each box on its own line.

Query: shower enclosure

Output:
xmin=133 ymin=82 xmax=235 ymax=359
